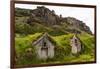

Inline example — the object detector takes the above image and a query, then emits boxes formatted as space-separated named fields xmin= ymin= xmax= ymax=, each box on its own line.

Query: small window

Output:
xmin=75 ymin=39 xmax=78 ymax=46
xmin=75 ymin=39 xmax=77 ymax=43
xmin=42 ymin=41 xmax=47 ymax=48
xmin=44 ymin=42 xmax=46 ymax=47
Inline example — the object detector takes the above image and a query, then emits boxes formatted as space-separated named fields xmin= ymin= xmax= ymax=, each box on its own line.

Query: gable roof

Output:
xmin=71 ymin=34 xmax=80 ymax=40
xmin=32 ymin=33 xmax=56 ymax=46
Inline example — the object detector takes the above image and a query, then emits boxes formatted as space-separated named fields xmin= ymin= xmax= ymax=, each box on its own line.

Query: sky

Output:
xmin=15 ymin=3 xmax=95 ymax=33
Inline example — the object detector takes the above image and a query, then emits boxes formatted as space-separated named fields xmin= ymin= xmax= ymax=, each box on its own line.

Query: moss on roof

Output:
xmin=32 ymin=32 xmax=57 ymax=46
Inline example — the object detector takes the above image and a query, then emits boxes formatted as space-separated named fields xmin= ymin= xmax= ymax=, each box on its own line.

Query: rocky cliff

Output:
xmin=27 ymin=6 xmax=61 ymax=25
xmin=15 ymin=6 xmax=92 ymax=35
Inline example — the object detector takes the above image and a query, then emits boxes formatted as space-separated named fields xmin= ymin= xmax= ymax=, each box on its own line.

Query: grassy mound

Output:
xmin=15 ymin=33 xmax=95 ymax=66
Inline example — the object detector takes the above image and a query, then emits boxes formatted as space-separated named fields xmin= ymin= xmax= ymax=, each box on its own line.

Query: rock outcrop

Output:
xmin=15 ymin=6 xmax=93 ymax=35
xmin=27 ymin=6 xmax=61 ymax=26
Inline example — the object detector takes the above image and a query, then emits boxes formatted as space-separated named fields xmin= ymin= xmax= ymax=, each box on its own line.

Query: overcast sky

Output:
xmin=15 ymin=4 xmax=95 ymax=33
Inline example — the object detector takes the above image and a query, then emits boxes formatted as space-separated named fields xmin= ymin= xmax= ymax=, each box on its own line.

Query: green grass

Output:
xmin=77 ymin=33 xmax=95 ymax=54
xmin=15 ymin=33 xmax=95 ymax=66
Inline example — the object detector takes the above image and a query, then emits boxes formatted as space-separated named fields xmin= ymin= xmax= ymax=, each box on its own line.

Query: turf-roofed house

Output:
xmin=70 ymin=35 xmax=82 ymax=54
xmin=32 ymin=33 xmax=56 ymax=59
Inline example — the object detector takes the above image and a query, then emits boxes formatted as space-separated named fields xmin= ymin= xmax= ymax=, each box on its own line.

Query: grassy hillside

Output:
xmin=15 ymin=33 xmax=95 ymax=66
xmin=15 ymin=7 xmax=93 ymax=35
